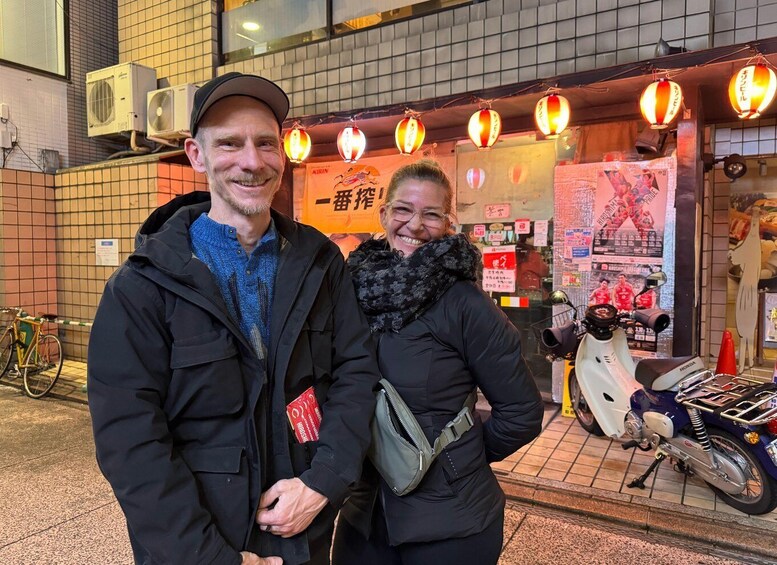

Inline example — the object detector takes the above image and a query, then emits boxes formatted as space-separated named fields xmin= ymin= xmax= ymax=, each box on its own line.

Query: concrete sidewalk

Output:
xmin=5 ymin=362 xmax=777 ymax=562
xmin=0 ymin=386 xmax=763 ymax=564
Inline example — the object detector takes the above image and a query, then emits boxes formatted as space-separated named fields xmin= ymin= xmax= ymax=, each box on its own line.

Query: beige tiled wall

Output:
xmin=54 ymin=159 xmax=206 ymax=360
xmin=118 ymin=0 xmax=219 ymax=87
xmin=0 ymin=169 xmax=60 ymax=341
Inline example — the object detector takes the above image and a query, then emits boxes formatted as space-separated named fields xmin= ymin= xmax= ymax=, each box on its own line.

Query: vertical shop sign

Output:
xmin=482 ymin=245 xmax=517 ymax=293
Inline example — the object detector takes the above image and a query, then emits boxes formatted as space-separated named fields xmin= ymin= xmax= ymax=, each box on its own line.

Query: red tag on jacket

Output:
xmin=286 ymin=386 xmax=322 ymax=443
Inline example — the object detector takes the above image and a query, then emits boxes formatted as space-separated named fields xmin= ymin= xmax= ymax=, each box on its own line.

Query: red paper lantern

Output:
xmin=728 ymin=63 xmax=777 ymax=120
xmin=395 ymin=116 xmax=425 ymax=155
xmin=283 ymin=125 xmax=312 ymax=163
xmin=337 ymin=124 xmax=366 ymax=163
xmin=640 ymin=78 xmax=683 ymax=130
xmin=534 ymin=94 xmax=570 ymax=138
xmin=467 ymin=109 xmax=501 ymax=149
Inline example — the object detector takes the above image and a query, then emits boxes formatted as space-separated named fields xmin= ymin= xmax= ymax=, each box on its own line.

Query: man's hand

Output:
xmin=240 ymin=551 xmax=282 ymax=564
xmin=255 ymin=477 xmax=328 ymax=538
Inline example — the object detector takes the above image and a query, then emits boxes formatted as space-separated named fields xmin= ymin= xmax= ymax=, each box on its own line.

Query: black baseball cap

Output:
xmin=189 ymin=72 xmax=290 ymax=136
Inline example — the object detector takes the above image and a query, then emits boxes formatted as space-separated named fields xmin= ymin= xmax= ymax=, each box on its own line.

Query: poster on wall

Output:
xmin=456 ymin=141 xmax=556 ymax=224
xmin=589 ymin=261 xmax=663 ymax=309
xmin=482 ymin=245 xmax=517 ymax=293
xmin=301 ymin=153 xmax=455 ymax=234
xmin=591 ymin=165 xmax=669 ymax=258
xmin=763 ymin=292 xmax=777 ymax=348
xmin=729 ymin=194 xmax=777 ymax=292
xmin=553 ymin=156 xmax=677 ymax=357
xmin=563 ymin=227 xmax=593 ymax=271
xmin=588 ymin=261 xmax=663 ymax=352
xmin=95 ymin=239 xmax=119 ymax=266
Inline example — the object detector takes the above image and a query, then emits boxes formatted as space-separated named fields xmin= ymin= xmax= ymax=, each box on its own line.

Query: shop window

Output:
xmin=332 ymin=0 xmax=470 ymax=35
xmin=455 ymin=133 xmax=558 ymax=393
xmin=222 ymin=0 xmax=328 ymax=63
xmin=221 ymin=0 xmax=471 ymax=63
xmin=727 ymin=157 xmax=777 ymax=368
xmin=0 ymin=0 xmax=67 ymax=77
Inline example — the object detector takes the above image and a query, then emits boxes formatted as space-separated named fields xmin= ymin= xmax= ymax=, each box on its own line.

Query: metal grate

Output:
xmin=88 ymin=78 xmax=115 ymax=125
xmin=676 ymin=371 xmax=777 ymax=426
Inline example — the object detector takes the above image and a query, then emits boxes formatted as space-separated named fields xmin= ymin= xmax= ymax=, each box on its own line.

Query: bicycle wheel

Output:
xmin=23 ymin=334 xmax=63 ymax=398
xmin=0 ymin=329 xmax=13 ymax=375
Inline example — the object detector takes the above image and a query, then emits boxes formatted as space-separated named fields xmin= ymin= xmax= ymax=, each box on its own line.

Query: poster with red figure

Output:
xmin=592 ymin=165 xmax=669 ymax=258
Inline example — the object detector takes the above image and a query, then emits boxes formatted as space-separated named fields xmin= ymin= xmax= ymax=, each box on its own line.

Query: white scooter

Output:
xmin=541 ymin=272 xmax=777 ymax=515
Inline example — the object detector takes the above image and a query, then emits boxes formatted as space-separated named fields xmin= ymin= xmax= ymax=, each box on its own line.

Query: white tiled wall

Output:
xmin=0 ymin=67 xmax=69 ymax=172
xmin=223 ymin=0 xmax=717 ymax=120
xmin=714 ymin=119 xmax=777 ymax=158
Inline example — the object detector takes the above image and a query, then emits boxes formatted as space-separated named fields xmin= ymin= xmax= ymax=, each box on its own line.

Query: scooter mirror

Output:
xmin=549 ymin=290 xmax=570 ymax=305
xmin=644 ymin=271 xmax=667 ymax=289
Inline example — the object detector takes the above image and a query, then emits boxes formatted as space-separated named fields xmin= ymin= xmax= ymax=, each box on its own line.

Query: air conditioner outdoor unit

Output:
xmin=147 ymin=83 xmax=198 ymax=142
xmin=86 ymin=62 xmax=157 ymax=138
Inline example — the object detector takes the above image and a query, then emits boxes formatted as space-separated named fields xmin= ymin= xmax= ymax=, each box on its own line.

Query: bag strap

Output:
xmin=431 ymin=389 xmax=478 ymax=457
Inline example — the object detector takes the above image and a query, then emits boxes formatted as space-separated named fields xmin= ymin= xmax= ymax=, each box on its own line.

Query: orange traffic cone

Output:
xmin=715 ymin=330 xmax=737 ymax=375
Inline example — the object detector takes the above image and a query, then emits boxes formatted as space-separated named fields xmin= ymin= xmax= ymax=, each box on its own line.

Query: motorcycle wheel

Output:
xmin=568 ymin=369 xmax=605 ymax=437
xmin=706 ymin=428 xmax=777 ymax=515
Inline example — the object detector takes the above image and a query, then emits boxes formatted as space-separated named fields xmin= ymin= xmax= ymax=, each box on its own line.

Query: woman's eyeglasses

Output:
xmin=387 ymin=203 xmax=448 ymax=228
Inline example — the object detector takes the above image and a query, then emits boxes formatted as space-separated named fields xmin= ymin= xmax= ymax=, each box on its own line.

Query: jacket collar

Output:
xmin=131 ymin=191 xmax=306 ymax=288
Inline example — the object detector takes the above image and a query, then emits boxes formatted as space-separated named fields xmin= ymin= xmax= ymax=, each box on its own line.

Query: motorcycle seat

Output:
xmin=635 ymin=355 xmax=701 ymax=391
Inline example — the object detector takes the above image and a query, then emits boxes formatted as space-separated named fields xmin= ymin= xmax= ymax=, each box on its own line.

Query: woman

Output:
xmin=332 ymin=160 xmax=544 ymax=565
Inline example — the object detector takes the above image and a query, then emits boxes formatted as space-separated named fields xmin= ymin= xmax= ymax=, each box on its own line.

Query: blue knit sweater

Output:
xmin=189 ymin=213 xmax=279 ymax=358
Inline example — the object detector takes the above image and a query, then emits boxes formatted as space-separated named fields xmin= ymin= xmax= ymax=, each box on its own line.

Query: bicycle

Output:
xmin=0 ymin=307 xmax=64 ymax=398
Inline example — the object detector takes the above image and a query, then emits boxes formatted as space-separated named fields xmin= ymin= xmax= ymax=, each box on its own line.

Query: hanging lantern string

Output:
xmin=743 ymin=51 xmax=777 ymax=71
xmin=282 ymin=42 xmax=774 ymax=136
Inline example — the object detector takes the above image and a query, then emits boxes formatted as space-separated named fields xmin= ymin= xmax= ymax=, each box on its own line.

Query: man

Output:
xmin=88 ymin=72 xmax=380 ymax=565
xmin=588 ymin=278 xmax=611 ymax=306
xmin=612 ymin=273 xmax=636 ymax=312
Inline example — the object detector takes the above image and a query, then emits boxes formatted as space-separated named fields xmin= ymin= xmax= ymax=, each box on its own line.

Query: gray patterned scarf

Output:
xmin=347 ymin=234 xmax=481 ymax=333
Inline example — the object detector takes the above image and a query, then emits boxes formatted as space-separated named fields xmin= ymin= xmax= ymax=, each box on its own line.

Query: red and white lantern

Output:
xmin=534 ymin=94 xmax=570 ymax=138
xmin=395 ymin=116 xmax=425 ymax=155
xmin=728 ymin=63 xmax=777 ymax=120
xmin=337 ymin=124 xmax=366 ymax=163
xmin=640 ymin=78 xmax=683 ymax=130
xmin=467 ymin=109 xmax=501 ymax=149
xmin=283 ymin=125 xmax=312 ymax=163
xmin=466 ymin=167 xmax=486 ymax=190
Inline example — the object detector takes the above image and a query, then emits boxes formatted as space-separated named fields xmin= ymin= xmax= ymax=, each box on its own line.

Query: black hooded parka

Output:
xmin=88 ymin=192 xmax=379 ymax=565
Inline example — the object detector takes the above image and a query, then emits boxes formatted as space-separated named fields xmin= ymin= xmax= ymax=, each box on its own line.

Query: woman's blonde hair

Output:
xmin=385 ymin=159 xmax=453 ymax=215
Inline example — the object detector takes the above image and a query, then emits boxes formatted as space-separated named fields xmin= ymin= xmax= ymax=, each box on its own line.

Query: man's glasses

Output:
xmin=387 ymin=203 xmax=448 ymax=228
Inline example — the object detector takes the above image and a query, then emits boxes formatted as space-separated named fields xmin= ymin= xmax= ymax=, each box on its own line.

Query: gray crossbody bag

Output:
xmin=368 ymin=378 xmax=477 ymax=496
